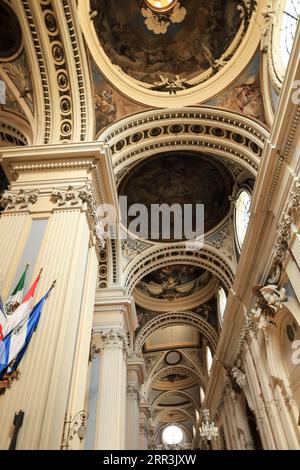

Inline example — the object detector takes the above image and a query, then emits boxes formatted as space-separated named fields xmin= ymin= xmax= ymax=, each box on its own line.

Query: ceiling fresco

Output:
xmin=90 ymin=0 xmax=242 ymax=85
xmin=136 ymin=265 xmax=211 ymax=301
xmin=90 ymin=55 xmax=148 ymax=135
xmin=204 ymin=52 xmax=265 ymax=123
xmin=142 ymin=265 xmax=204 ymax=287
xmin=119 ymin=151 xmax=233 ymax=241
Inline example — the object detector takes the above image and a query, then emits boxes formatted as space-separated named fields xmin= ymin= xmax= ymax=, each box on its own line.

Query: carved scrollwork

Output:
xmin=288 ymin=177 xmax=300 ymax=217
xmin=231 ymin=366 xmax=247 ymax=389
xmin=122 ymin=240 xmax=143 ymax=259
xmin=0 ymin=188 xmax=39 ymax=210
xmin=269 ymin=177 xmax=300 ymax=281
xmin=251 ymin=284 xmax=287 ymax=322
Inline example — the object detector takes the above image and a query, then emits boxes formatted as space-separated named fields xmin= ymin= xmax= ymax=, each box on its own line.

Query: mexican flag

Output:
xmin=3 ymin=270 xmax=42 ymax=340
xmin=5 ymin=263 xmax=29 ymax=314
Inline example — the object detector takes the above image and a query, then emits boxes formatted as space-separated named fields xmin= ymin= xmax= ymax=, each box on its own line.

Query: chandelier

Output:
xmin=139 ymin=0 xmax=187 ymax=35
xmin=199 ymin=409 xmax=219 ymax=441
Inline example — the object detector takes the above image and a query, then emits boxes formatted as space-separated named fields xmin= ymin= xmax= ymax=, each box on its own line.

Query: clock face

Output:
xmin=280 ymin=0 xmax=300 ymax=67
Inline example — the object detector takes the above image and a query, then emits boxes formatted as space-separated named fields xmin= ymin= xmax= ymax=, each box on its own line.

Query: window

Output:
xmin=279 ymin=0 xmax=300 ymax=68
xmin=271 ymin=0 xmax=300 ymax=86
xmin=218 ymin=287 xmax=227 ymax=322
xmin=235 ymin=189 xmax=251 ymax=252
xmin=206 ymin=346 xmax=213 ymax=375
xmin=200 ymin=387 xmax=205 ymax=404
xmin=162 ymin=425 xmax=183 ymax=445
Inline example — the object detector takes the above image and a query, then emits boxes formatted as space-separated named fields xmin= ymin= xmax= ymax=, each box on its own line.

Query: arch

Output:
xmin=98 ymin=107 xmax=268 ymax=181
xmin=153 ymin=407 xmax=197 ymax=427
xmin=0 ymin=112 xmax=32 ymax=146
xmin=136 ymin=310 xmax=218 ymax=353
xmin=152 ymin=390 xmax=200 ymax=411
xmin=124 ymin=243 xmax=235 ymax=295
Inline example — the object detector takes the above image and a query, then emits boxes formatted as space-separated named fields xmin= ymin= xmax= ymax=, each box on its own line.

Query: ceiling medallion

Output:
xmin=139 ymin=0 xmax=187 ymax=35
xmin=165 ymin=350 xmax=182 ymax=366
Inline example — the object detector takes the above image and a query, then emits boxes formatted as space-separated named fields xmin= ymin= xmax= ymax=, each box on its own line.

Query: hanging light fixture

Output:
xmin=140 ymin=0 xmax=186 ymax=35
xmin=199 ymin=409 xmax=219 ymax=441
xmin=145 ymin=0 xmax=178 ymax=13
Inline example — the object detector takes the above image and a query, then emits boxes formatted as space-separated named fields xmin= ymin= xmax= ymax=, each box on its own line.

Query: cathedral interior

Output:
xmin=0 ymin=0 xmax=300 ymax=451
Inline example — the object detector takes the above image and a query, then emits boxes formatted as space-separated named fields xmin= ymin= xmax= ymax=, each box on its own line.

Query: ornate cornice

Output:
xmin=10 ymin=160 xmax=97 ymax=178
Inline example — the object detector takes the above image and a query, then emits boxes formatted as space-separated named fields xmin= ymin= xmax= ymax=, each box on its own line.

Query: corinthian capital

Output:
xmin=0 ymin=188 xmax=39 ymax=211
xmin=126 ymin=385 xmax=139 ymax=401
xmin=100 ymin=329 xmax=128 ymax=350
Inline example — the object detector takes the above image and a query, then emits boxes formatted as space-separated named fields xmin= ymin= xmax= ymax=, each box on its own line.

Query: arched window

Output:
xmin=200 ymin=387 xmax=205 ymax=404
xmin=279 ymin=0 xmax=300 ymax=67
xmin=272 ymin=0 xmax=300 ymax=85
xmin=218 ymin=286 xmax=227 ymax=323
xmin=235 ymin=189 xmax=251 ymax=252
xmin=206 ymin=346 xmax=213 ymax=375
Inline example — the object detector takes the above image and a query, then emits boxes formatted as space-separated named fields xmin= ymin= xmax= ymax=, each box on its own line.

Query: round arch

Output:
xmin=124 ymin=243 xmax=235 ymax=295
xmin=98 ymin=107 xmax=268 ymax=182
xmin=154 ymin=408 xmax=196 ymax=427
xmin=0 ymin=112 xmax=32 ymax=146
xmin=152 ymin=390 xmax=200 ymax=412
xmin=136 ymin=310 xmax=218 ymax=353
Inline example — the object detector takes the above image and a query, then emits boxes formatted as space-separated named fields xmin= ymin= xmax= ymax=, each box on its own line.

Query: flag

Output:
xmin=2 ymin=269 xmax=42 ymax=340
xmin=0 ymin=291 xmax=7 ymax=341
xmin=0 ymin=283 xmax=54 ymax=376
xmin=6 ymin=263 xmax=30 ymax=313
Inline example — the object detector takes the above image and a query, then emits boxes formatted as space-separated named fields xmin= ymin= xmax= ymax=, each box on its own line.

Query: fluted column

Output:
xmin=234 ymin=393 xmax=254 ymax=450
xmin=0 ymin=143 xmax=117 ymax=450
xmin=223 ymin=391 xmax=241 ymax=449
xmin=93 ymin=329 xmax=127 ymax=450
xmin=0 ymin=205 xmax=33 ymax=295
xmin=126 ymin=385 xmax=140 ymax=449
xmin=61 ymin=245 xmax=98 ymax=450
xmin=243 ymin=346 xmax=276 ymax=449
xmin=249 ymin=331 xmax=288 ymax=449
xmin=125 ymin=354 xmax=146 ymax=450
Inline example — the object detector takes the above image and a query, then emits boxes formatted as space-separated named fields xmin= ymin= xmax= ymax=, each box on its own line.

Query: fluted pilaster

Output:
xmin=94 ymin=329 xmax=128 ymax=449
